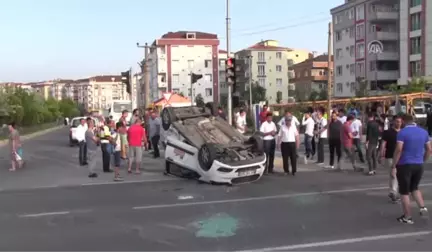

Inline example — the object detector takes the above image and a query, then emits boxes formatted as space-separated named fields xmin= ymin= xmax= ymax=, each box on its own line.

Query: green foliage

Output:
xmin=0 ymin=86 xmax=80 ymax=126
xmin=355 ymin=77 xmax=368 ymax=97
xmin=195 ymin=94 xmax=205 ymax=107
xmin=245 ymin=82 xmax=267 ymax=104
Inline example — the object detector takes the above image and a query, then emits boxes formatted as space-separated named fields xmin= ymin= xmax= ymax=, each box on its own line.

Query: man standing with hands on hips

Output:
xmin=277 ymin=116 xmax=300 ymax=176
xmin=260 ymin=112 xmax=277 ymax=174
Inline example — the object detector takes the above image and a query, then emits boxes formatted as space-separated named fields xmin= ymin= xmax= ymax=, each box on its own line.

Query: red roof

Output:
xmin=218 ymin=49 xmax=228 ymax=54
xmin=160 ymin=31 xmax=218 ymax=39
xmin=153 ymin=93 xmax=191 ymax=106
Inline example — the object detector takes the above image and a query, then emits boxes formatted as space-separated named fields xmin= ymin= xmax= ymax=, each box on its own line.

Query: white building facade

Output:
xmin=147 ymin=31 xmax=220 ymax=104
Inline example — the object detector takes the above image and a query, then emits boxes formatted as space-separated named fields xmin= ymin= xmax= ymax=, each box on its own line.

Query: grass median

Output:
xmin=0 ymin=122 xmax=62 ymax=140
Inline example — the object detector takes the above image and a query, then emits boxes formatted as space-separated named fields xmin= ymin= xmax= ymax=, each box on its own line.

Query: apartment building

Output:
xmin=50 ymin=79 xmax=74 ymax=100
xmin=30 ymin=81 xmax=53 ymax=100
xmin=399 ymin=0 xmax=432 ymax=84
xmin=235 ymin=40 xmax=307 ymax=104
xmin=218 ymin=49 xmax=234 ymax=104
xmin=331 ymin=0 xmax=399 ymax=97
xmin=291 ymin=54 xmax=334 ymax=101
xmin=73 ymin=75 xmax=130 ymax=111
xmin=147 ymin=31 xmax=220 ymax=104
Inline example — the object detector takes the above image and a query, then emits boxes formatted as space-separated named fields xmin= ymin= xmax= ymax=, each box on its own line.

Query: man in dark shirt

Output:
xmin=327 ymin=112 xmax=342 ymax=169
xmin=217 ymin=107 xmax=227 ymax=120
xmin=381 ymin=116 xmax=402 ymax=202
xmin=366 ymin=113 xmax=380 ymax=175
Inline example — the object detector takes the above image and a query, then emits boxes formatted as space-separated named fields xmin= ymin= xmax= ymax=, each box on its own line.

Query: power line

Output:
xmin=231 ymin=11 xmax=329 ymax=32
xmin=219 ymin=17 xmax=330 ymax=40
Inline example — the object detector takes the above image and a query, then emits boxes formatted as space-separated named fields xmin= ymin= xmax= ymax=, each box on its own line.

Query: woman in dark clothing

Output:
xmin=328 ymin=111 xmax=343 ymax=169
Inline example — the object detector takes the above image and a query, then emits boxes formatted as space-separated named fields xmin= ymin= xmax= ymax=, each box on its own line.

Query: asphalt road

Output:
xmin=0 ymin=128 xmax=432 ymax=250
xmin=0 ymin=168 xmax=431 ymax=250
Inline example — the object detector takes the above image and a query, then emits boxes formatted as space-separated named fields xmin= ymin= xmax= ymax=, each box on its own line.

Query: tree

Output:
xmin=318 ymin=89 xmax=328 ymax=100
xmin=0 ymin=86 xmax=80 ymax=126
xmin=355 ymin=77 xmax=368 ymax=97
xmin=276 ymin=91 xmax=282 ymax=104
xmin=308 ymin=90 xmax=319 ymax=101
xmin=195 ymin=94 xmax=205 ymax=107
xmin=244 ymin=82 xmax=267 ymax=104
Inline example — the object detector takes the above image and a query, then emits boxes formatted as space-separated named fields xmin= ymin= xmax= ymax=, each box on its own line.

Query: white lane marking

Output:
xmin=18 ymin=211 xmax=70 ymax=218
xmin=32 ymin=185 xmax=59 ymax=189
xmin=133 ymin=183 xmax=432 ymax=210
xmin=81 ymin=178 xmax=176 ymax=186
xmin=237 ymin=231 xmax=432 ymax=251
xmin=178 ymin=195 xmax=194 ymax=200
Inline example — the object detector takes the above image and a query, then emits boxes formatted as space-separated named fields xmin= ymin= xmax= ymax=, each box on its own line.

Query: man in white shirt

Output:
xmin=338 ymin=109 xmax=347 ymax=124
xmin=277 ymin=116 xmax=300 ymax=176
xmin=302 ymin=111 xmax=315 ymax=163
xmin=315 ymin=107 xmax=328 ymax=165
xmin=278 ymin=111 xmax=300 ymax=129
xmin=260 ymin=112 xmax=277 ymax=174
xmin=236 ymin=109 xmax=247 ymax=134
xmin=76 ymin=118 xmax=88 ymax=166
xmin=351 ymin=115 xmax=365 ymax=163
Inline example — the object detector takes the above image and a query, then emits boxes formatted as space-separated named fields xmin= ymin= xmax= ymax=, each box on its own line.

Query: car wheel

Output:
xmin=198 ymin=143 xmax=218 ymax=171
xmin=161 ymin=107 xmax=177 ymax=131
xmin=249 ymin=133 xmax=264 ymax=153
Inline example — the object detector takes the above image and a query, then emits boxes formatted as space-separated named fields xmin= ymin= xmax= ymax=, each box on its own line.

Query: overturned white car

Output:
xmin=161 ymin=105 xmax=266 ymax=185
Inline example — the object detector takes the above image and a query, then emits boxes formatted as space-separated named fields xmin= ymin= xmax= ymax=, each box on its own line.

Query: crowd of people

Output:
xmin=75 ymin=109 xmax=161 ymax=181
xmin=257 ymin=105 xmax=429 ymax=224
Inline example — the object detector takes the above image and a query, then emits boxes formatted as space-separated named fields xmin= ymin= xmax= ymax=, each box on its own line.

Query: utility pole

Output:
xmin=327 ymin=22 xmax=333 ymax=117
xmin=137 ymin=42 xmax=151 ymax=109
xmin=226 ymin=0 xmax=232 ymax=125
xmin=247 ymin=55 xmax=254 ymax=129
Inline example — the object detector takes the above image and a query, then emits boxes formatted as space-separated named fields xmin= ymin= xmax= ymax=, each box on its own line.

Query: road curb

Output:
xmin=0 ymin=126 xmax=64 ymax=147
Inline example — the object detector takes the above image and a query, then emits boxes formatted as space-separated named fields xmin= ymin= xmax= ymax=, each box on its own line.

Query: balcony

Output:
xmin=369 ymin=31 xmax=398 ymax=41
xmin=367 ymin=70 xmax=399 ymax=80
xmin=376 ymin=51 xmax=399 ymax=61
xmin=311 ymin=75 xmax=328 ymax=81
xmin=368 ymin=10 xmax=398 ymax=21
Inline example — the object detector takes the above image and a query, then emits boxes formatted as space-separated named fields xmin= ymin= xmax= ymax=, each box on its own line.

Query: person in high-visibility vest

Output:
xmin=99 ymin=120 xmax=113 ymax=172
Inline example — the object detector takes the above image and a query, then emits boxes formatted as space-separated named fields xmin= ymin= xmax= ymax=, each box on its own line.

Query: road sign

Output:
xmin=368 ymin=40 xmax=383 ymax=54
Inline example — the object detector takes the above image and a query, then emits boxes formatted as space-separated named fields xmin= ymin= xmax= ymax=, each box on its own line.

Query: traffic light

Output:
xmin=226 ymin=58 xmax=236 ymax=90
xmin=191 ymin=73 xmax=203 ymax=84
xmin=121 ymin=70 xmax=131 ymax=94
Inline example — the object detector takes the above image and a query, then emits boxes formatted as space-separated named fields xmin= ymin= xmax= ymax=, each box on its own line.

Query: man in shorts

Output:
xmin=392 ymin=114 xmax=430 ymax=224
xmin=127 ymin=117 xmax=147 ymax=174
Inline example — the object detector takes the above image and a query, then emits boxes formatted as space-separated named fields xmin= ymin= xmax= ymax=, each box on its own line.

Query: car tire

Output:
xmin=249 ymin=133 xmax=264 ymax=154
xmin=161 ymin=107 xmax=177 ymax=131
xmin=198 ymin=143 xmax=218 ymax=171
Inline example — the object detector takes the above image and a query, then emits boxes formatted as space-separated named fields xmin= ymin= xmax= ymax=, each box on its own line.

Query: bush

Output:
xmin=0 ymin=87 xmax=80 ymax=126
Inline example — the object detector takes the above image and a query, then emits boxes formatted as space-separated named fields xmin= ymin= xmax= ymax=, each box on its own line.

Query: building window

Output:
xmin=219 ymin=59 xmax=225 ymax=68
xmin=336 ymin=83 xmax=343 ymax=93
xmin=276 ymin=65 xmax=282 ymax=72
xmin=205 ymin=60 xmax=212 ymax=68
xmin=356 ymin=24 xmax=364 ymax=40
xmin=410 ymin=61 xmax=422 ymax=76
xmin=188 ymin=60 xmax=194 ymax=69
xmin=410 ymin=0 xmax=421 ymax=7
xmin=369 ymin=61 xmax=376 ymax=71
xmin=356 ymin=62 xmax=364 ymax=75
xmin=349 ymin=8 xmax=355 ymax=19
xmin=356 ymin=4 xmax=364 ymax=20
xmin=258 ymin=52 xmax=265 ymax=62
xmin=350 ymin=82 xmax=356 ymax=93
xmin=335 ymin=31 xmax=342 ymax=42
xmin=356 ymin=42 xmax=365 ymax=58
xmin=411 ymin=13 xmax=421 ymax=31
xmin=258 ymin=65 xmax=265 ymax=75
xmin=350 ymin=64 xmax=355 ymax=75
xmin=172 ymin=74 xmax=180 ymax=84
xmin=276 ymin=52 xmax=282 ymax=59
xmin=336 ymin=66 xmax=343 ymax=76
xmin=204 ymin=74 xmax=212 ymax=82
xmin=350 ymin=45 xmax=355 ymax=57
xmin=258 ymin=78 xmax=266 ymax=87
xmin=276 ymin=78 xmax=282 ymax=86
xmin=205 ymin=88 xmax=213 ymax=97
xmin=410 ymin=37 xmax=421 ymax=54
xmin=336 ymin=48 xmax=343 ymax=59
xmin=349 ymin=27 xmax=355 ymax=38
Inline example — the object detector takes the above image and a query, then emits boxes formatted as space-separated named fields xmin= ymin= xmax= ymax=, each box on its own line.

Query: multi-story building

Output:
xmin=50 ymin=79 xmax=74 ymax=100
xmin=331 ymin=0 xmax=399 ymax=97
xmin=291 ymin=54 xmax=334 ymax=101
xmin=235 ymin=40 xmax=310 ymax=103
xmin=147 ymin=31 xmax=220 ymax=104
xmin=218 ymin=49 xmax=234 ymax=104
xmin=399 ymin=0 xmax=431 ymax=85
xmin=30 ymin=81 xmax=53 ymax=99
xmin=74 ymin=75 xmax=130 ymax=110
